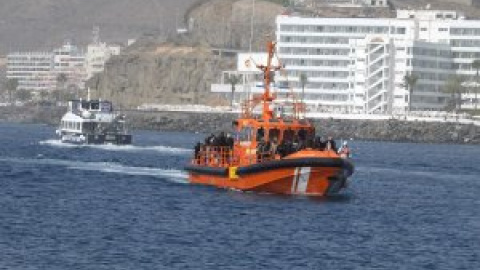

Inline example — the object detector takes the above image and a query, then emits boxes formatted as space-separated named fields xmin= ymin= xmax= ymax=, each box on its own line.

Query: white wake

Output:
xmin=0 ymin=157 xmax=188 ymax=183
xmin=39 ymin=139 xmax=191 ymax=154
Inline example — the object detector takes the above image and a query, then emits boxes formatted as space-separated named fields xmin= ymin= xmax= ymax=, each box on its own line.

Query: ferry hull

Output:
xmin=60 ymin=133 xmax=132 ymax=145
xmin=186 ymin=157 xmax=353 ymax=196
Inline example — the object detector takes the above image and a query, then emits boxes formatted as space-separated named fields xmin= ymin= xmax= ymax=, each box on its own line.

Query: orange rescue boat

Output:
xmin=185 ymin=41 xmax=354 ymax=196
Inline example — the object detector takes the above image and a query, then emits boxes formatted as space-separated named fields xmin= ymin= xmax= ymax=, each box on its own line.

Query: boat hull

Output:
xmin=186 ymin=157 xmax=354 ymax=196
xmin=60 ymin=133 xmax=132 ymax=145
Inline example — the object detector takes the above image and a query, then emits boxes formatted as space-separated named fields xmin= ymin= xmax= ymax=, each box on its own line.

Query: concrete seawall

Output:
xmin=1 ymin=106 xmax=479 ymax=144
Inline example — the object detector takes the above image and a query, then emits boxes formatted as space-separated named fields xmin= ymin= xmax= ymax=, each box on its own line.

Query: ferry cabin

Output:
xmin=59 ymin=120 xmax=100 ymax=134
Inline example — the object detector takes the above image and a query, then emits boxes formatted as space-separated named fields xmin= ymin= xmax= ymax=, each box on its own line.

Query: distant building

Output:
xmin=6 ymin=51 xmax=55 ymax=92
xmin=275 ymin=9 xmax=480 ymax=113
xmin=52 ymin=42 xmax=87 ymax=89
xmin=6 ymin=38 xmax=122 ymax=93
xmin=85 ymin=42 xmax=121 ymax=80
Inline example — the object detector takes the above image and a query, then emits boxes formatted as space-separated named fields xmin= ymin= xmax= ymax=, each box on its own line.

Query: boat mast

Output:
xmin=257 ymin=41 xmax=281 ymax=121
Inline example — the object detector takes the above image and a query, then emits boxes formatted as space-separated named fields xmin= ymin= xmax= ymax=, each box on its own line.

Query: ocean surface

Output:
xmin=0 ymin=122 xmax=479 ymax=269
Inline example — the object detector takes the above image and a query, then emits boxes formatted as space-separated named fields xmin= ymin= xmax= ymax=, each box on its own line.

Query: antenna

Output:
xmin=92 ymin=26 xmax=100 ymax=45
xmin=249 ymin=0 xmax=256 ymax=52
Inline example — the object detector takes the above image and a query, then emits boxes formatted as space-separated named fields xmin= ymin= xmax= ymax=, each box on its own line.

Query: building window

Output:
xmin=438 ymin=28 xmax=448 ymax=32
xmin=420 ymin=28 xmax=427 ymax=31
xmin=397 ymin=27 xmax=406 ymax=34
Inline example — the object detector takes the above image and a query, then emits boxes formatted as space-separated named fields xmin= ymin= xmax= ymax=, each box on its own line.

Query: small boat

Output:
xmin=56 ymin=99 xmax=132 ymax=145
xmin=185 ymin=41 xmax=354 ymax=196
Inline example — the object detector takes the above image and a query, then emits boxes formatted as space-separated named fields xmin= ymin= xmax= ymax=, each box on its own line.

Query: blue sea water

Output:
xmin=0 ymin=122 xmax=479 ymax=269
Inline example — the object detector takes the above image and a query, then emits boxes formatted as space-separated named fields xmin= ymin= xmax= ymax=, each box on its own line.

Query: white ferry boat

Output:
xmin=56 ymin=99 xmax=132 ymax=145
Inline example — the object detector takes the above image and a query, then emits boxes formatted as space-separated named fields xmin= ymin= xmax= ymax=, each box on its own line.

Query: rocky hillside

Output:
xmin=0 ymin=0 xmax=199 ymax=54
xmin=90 ymin=36 xmax=236 ymax=108
xmin=187 ymin=0 xmax=284 ymax=51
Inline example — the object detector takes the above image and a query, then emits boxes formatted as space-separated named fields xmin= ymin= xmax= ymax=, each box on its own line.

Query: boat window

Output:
xmin=238 ymin=127 xmax=252 ymax=141
xmin=298 ymin=129 xmax=307 ymax=141
xmin=81 ymin=102 xmax=89 ymax=110
xmin=284 ymin=129 xmax=295 ymax=142
xmin=256 ymin=127 xmax=265 ymax=141
xmin=100 ymin=101 xmax=112 ymax=112
xmin=269 ymin=128 xmax=280 ymax=141
xmin=90 ymin=102 xmax=100 ymax=110
xmin=76 ymin=122 xmax=80 ymax=130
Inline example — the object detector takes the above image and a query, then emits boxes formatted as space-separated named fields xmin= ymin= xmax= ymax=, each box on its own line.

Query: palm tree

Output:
xmin=471 ymin=59 xmax=480 ymax=110
xmin=403 ymin=73 xmax=419 ymax=113
xmin=227 ymin=74 xmax=240 ymax=110
xmin=56 ymin=73 xmax=68 ymax=102
xmin=39 ymin=91 xmax=49 ymax=103
xmin=443 ymin=75 xmax=465 ymax=112
xmin=299 ymin=72 xmax=308 ymax=103
xmin=5 ymin=78 xmax=19 ymax=106
xmin=16 ymin=89 xmax=32 ymax=102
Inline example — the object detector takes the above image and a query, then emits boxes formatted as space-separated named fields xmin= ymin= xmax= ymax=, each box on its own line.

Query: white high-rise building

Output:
xmin=276 ymin=9 xmax=480 ymax=113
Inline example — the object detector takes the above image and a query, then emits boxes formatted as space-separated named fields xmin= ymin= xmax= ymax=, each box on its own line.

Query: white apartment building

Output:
xmin=276 ymin=10 xmax=480 ymax=113
xmin=6 ymin=40 xmax=121 ymax=93
xmin=6 ymin=52 xmax=56 ymax=91
xmin=85 ymin=42 xmax=121 ymax=80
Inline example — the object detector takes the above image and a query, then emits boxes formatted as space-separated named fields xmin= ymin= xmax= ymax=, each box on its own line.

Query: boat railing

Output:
xmin=192 ymin=146 xmax=276 ymax=167
xmin=193 ymin=146 xmax=237 ymax=167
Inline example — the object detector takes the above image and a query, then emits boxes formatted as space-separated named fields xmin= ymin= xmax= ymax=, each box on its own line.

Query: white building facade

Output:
xmin=52 ymin=42 xmax=87 ymax=89
xmin=85 ymin=43 xmax=121 ymax=80
xmin=276 ymin=10 xmax=480 ymax=113
xmin=6 ymin=41 xmax=122 ymax=93
xmin=6 ymin=52 xmax=56 ymax=92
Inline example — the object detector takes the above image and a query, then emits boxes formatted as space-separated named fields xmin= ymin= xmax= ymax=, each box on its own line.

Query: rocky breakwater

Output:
xmin=127 ymin=110 xmax=237 ymax=134
xmin=0 ymin=106 xmax=64 ymax=126
xmin=127 ymin=111 xmax=480 ymax=145
xmin=2 ymin=106 xmax=479 ymax=144
xmin=312 ymin=118 xmax=480 ymax=144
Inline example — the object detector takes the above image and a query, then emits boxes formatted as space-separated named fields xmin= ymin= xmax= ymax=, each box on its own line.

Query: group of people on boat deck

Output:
xmin=194 ymin=132 xmax=234 ymax=160
xmin=256 ymin=135 xmax=349 ymax=158
xmin=193 ymin=131 xmax=351 ymax=162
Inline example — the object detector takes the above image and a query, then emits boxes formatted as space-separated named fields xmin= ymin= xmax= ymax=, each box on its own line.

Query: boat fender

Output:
xmin=229 ymin=167 xmax=239 ymax=179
